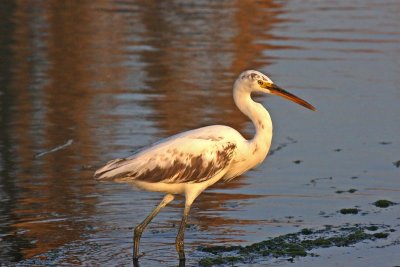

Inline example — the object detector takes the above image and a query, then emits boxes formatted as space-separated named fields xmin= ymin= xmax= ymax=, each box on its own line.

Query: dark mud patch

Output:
xmin=269 ymin=137 xmax=297 ymax=156
xmin=393 ymin=160 xmax=400 ymax=168
xmin=308 ymin=176 xmax=333 ymax=186
xmin=336 ymin=188 xmax=357 ymax=194
xmin=197 ymin=224 xmax=390 ymax=266
xmin=340 ymin=208 xmax=359 ymax=215
xmin=379 ymin=141 xmax=392 ymax=145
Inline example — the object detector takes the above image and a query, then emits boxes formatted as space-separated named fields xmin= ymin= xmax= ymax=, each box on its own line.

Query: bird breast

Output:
xmin=223 ymin=140 xmax=270 ymax=181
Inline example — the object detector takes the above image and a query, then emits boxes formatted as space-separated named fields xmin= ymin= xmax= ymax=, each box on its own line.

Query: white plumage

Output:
xmin=94 ymin=70 xmax=315 ymax=263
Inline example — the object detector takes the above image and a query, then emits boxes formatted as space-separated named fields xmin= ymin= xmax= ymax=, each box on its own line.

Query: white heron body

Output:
xmin=94 ymin=70 xmax=314 ymax=262
xmin=95 ymin=93 xmax=272 ymax=204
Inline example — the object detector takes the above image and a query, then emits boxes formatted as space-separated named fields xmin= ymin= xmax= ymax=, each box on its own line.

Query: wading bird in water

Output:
xmin=94 ymin=70 xmax=315 ymax=263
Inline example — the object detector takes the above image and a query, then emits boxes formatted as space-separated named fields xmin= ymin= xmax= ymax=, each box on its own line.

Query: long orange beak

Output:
xmin=269 ymin=83 xmax=316 ymax=111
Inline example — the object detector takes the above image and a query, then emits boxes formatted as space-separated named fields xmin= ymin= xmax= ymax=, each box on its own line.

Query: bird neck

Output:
xmin=233 ymin=89 xmax=273 ymax=155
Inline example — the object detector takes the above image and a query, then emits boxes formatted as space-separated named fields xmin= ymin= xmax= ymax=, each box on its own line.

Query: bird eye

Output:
xmin=257 ymin=80 xmax=263 ymax=85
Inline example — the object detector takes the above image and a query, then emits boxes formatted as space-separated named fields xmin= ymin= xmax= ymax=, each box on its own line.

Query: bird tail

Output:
xmin=94 ymin=158 xmax=131 ymax=181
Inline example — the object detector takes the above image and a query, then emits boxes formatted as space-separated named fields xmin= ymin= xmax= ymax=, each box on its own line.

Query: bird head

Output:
xmin=235 ymin=70 xmax=316 ymax=111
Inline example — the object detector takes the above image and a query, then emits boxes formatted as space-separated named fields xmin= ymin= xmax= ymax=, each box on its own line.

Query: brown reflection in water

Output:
xmin=19 ymin=1 xmax=122 ymax=258
xmin=133 ymin=0 xmax=282 ymax=136
xmin=0 ymin=1 xmax=110 ymax=259
xmin=0 ymin=1 xmax=26 ymax=262
xmin=208 ymin=0 xmax=283 ymax=140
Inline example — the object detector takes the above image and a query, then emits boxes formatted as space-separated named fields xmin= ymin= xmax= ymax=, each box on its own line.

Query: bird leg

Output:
xmin=133 ymin=194 xmax=174 ymax=261
xmin=176 ymin=203 xmax=191 ymax=262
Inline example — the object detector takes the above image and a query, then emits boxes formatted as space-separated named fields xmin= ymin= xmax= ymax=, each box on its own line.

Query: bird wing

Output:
xmin=94 ymin=131 xmax=237 ymax=184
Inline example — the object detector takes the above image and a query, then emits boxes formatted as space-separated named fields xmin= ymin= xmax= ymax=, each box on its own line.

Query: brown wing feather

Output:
xmin=135 ymin=143 xmax=236 ymax=183
xmin=95 ymin=142 xmax=236 ymax=184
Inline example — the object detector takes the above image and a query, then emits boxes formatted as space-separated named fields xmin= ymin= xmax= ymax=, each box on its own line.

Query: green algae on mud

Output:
xmin=373 ymin=199 xmax=396 ymax=208
xmin=300 ymin=228 xmax=313 ymax=235
xmin=197 ymin=225 xmax=390 ymax=266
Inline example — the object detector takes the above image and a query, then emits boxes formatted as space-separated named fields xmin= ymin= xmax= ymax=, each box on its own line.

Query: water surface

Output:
xmin=0 ymin=1 xmax=399 ymax=266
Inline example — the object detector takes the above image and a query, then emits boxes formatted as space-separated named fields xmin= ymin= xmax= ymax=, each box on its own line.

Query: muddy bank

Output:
xmin=198 ymin=224 xmax=392 ymax=266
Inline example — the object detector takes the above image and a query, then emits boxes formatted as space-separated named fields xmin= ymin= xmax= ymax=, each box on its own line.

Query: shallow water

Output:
xmin=0 ymin=0 xmax=399 ymax=266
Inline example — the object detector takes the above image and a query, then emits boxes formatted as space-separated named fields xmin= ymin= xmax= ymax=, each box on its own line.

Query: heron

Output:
xmin=94 ymin=70 xmax=315 ymax=263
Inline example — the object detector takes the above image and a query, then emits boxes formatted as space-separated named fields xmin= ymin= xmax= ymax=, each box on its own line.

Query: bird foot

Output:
xmin=133 ymin=252 xmax=144 ymax=261
xmin=178 ymin=258 xmax=186 ymax=267
xmin=132 ymin=258 xmax=140 ymax=267
xmin=178 ymin=251 xmax=185 ymax=262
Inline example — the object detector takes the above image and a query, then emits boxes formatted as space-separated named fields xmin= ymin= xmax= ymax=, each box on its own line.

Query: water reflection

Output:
xmin=0 ymin=0 xmax=283 ymax=263
xmin=110 ymin=0 xmax=283 ymax=136
xmin=0 ymin=1 xmax=101 ymax=260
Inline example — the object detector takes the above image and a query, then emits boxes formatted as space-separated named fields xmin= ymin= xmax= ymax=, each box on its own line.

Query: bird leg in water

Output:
xmin=133 ymin=194 xmax=175 ymax=260
xmin=176 ymin=203 xmax=191 ymax=261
